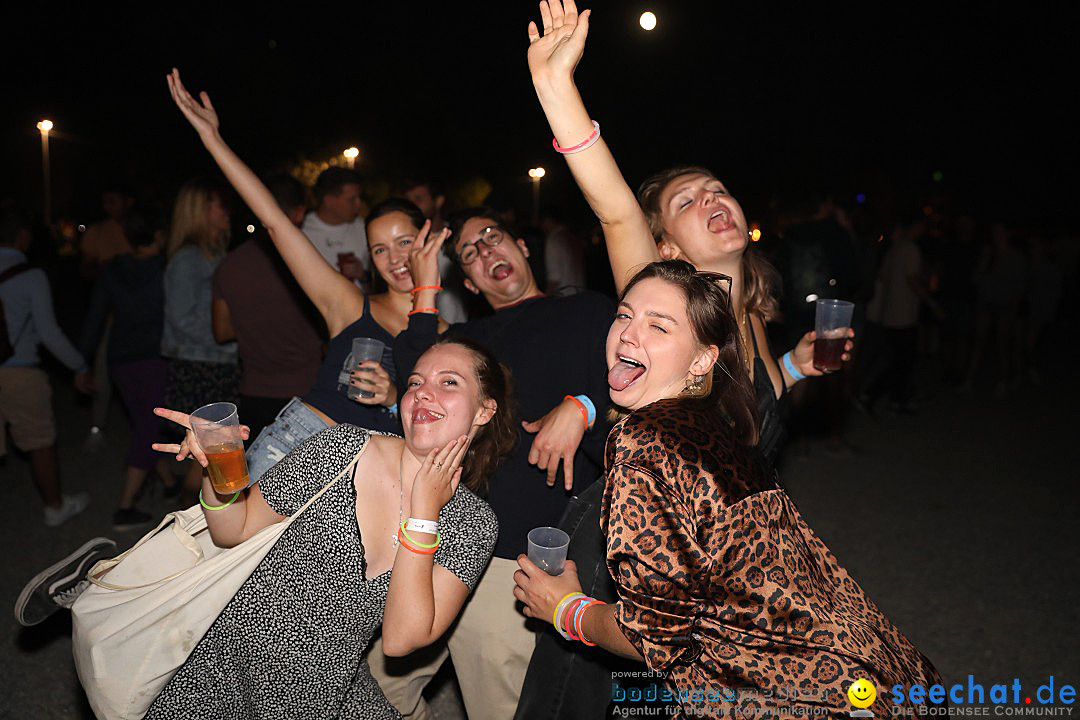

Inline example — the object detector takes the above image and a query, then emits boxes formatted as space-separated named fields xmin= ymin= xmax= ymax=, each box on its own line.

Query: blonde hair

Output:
xmin=167 ymin=180 xmax=228 ymax=259
xmin=637 ymin=166 xmax=780 ymax=322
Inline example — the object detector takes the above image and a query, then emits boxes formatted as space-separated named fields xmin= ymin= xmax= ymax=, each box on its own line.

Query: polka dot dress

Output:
xmin=145 ymin=424 xmax=498 ymax=719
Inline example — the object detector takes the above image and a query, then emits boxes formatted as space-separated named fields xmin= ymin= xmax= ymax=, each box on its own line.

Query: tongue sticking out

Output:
xmin=413 ymin=408 xmax=442 ymax=423
xmin=608 ymin=361 xmax=645 ymax=391
xmin=491 ymin=264 xmax=512 ymax=281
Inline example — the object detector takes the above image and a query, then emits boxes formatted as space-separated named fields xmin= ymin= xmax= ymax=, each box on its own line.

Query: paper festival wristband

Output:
xmin=405 ymin=518 xmax=439 ymax=535
xmin=400 ymin=522 xmax=441 ymax=549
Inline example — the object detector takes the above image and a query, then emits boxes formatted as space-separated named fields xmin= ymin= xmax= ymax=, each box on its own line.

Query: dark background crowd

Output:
xmin=3 ymin=2 xmax=1079 ymax=717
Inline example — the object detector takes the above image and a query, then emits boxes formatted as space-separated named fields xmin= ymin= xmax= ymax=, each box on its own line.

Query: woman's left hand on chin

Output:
xmin=513 ymin=556 xmax=582 ymax=625
xmin=409 ymin=435 xmax=470 ymax=517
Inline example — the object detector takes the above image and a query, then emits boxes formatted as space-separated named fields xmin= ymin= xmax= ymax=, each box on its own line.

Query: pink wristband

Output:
xmin=553 ymin=121 xmax=601 ymax=154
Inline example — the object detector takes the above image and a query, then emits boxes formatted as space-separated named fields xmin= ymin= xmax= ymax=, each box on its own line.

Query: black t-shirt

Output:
xmin=395 ymin=291 xmax=614 ymax=559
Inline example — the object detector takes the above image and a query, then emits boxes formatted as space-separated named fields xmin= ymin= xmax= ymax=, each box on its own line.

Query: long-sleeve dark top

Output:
xmin=394 ymin=291 xmax=614 ymax=559
xmin=79 ymin=254 xmax=166 ymax=364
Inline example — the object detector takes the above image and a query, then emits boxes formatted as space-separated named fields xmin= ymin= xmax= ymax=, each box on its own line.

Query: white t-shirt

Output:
xmin=301 ymin=212 xmax=370 ymax=280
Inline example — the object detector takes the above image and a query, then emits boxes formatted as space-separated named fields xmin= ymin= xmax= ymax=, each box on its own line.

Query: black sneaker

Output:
xmin=112 ymin=507 xmax=154 ymax=531
xmin=15 ymin=537 xmax=118 ymax=626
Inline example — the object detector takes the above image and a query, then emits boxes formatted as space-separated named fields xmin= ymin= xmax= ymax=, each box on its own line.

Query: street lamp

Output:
xmin=343 ymin=147 xmax=359 ymax=169
xmin=639 ymin=11 xmax=657 ymax=31
xmin=37 ymin=120 xmax=54 ymax=226
xmin=528 ymin=167 xmax=546 ymax=224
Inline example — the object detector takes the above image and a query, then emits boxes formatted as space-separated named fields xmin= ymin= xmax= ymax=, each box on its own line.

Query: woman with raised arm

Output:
xmin=526 ymin=0 xmax=855 ymax=465
xmin=167 ymin=68 xmax=450 ymax=484
xmin=515 ymin=261 xmax=940 ymax=719
xmin=139 ymin=337 xmax=512 ymax=719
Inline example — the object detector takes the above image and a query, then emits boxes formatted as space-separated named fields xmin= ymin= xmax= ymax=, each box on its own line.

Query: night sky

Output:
xmin=4 ymin=2 xmax=1076 ymax=228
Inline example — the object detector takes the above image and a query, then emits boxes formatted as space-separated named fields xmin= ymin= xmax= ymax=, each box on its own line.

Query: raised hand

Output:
xmin=151 ymin=407 xmax=250 ymax=467
xmin=406 ymin=221 xmax=451 ymax=291
xmin=527 ymin=0 xmax=592 ymax=84
xmin=166 ymin=68 xmax=221 ymax=138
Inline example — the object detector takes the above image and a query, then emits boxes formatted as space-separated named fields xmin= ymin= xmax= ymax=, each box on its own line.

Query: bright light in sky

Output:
xmin=639 ymin=12 xmax=657 ymax=31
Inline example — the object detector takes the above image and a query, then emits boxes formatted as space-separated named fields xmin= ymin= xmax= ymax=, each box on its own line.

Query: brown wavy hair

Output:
xmin=620 ymin=260 xmax=759 ymax=446
xmin=637 ymin=166 xmax=780 ymax=322
xmin=429 ymin=336 xmax=517 ymax=496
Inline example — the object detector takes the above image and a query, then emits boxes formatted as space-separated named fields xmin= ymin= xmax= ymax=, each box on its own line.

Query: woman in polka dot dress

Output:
xmin=145 ymin=337 xmax=515 ymax=719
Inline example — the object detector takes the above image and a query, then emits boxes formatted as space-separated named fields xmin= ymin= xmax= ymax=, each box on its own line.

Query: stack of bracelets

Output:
xmin=407 ymin=285 xmax=442 ymax=317
xmin=398 ymin=518 xmax=441 ymax=555
xmin=553 ymin=591 xmax=607 ymax=646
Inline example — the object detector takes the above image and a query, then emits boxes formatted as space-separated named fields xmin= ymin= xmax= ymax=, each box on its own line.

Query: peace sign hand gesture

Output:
xmin=527 ymin=0 xmax=592 ymax=85
xmin=166 ymin=68 xmax=221 ymax=139
xmin=406 ymin=220 xmax=451 ymax=291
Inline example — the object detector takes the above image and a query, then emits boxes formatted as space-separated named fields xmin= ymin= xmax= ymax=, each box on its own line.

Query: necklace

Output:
xmin=737 ymin=310 xmax=754 ymax=367
xmin=392 ymin=453 xmax=404 ymax=549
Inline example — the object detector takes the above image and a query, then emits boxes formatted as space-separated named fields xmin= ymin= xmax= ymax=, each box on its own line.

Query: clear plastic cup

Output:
xmin=527 ymin=526 xmax=570 ymax=575
xmin=189 ymin=402 xmax=250 ymax=495
xmin=347 ymin=338 xmax=386 ymax=399
xmin=813 ymin=299 xmax=854 ymax=373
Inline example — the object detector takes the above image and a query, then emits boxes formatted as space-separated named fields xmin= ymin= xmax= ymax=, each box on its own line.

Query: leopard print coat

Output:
xmin=601 ymin=398 xmax=940 ymax=718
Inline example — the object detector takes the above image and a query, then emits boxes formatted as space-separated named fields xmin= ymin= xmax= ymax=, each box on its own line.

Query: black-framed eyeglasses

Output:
xmin=458 ymin=226 xmax=505 ymax=265
xmin=693 ymin=270 xmax=733 ymax=308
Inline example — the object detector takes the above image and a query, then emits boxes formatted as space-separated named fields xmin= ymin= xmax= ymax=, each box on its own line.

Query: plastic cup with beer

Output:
xmin=813 ymin=299 xmax=855 ymax=373
xmin=189 ymin=402 xmax=250 ymax=495
xmin=347 ymin=338 xmax=386 ymax=400
xmin=527 ymin=526 xmax=571 ymax=575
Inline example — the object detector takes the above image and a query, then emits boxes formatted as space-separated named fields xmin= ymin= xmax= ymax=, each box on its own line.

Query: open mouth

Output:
xmin=488 ymin=260 xmax=512 ymax=281
xmin=390 ymin=266 xmax=410 ymax=280
xmin=707 ymin=207 xmax=735 ymax=233
xmin=608 ymin=355 xmax=646 ymax=392
xmin=411 ymin=407 xmax=446 ymax=424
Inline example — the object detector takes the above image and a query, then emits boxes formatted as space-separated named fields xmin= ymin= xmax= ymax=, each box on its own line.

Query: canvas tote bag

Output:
xmin=71 ymin=445 xmax=365 ymax=720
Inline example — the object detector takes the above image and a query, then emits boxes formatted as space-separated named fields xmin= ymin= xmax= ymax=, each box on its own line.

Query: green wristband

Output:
xmin=399 ymin=521 xmax=441 ymax=549
xmin=199 ymin=488 xmax=241 ymax=510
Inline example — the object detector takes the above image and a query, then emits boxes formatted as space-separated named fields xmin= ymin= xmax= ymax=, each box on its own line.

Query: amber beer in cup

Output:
xmin=190 ymin=402 xmax=250 ymax=495
xmin=813 ymin=299 xmax=854 ymax=373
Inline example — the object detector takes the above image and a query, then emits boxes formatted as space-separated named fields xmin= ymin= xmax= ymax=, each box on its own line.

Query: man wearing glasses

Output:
xmin=375 ymin=207 xmax=614 ymax=720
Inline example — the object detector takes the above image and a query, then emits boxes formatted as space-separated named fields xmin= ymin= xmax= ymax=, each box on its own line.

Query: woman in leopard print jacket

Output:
xmin=515 ymin=261 xmax=939 ymax=718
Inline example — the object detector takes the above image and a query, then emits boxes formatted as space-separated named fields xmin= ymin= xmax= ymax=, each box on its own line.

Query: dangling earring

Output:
xmin=684 ymin=374 xmax=704 ymax=394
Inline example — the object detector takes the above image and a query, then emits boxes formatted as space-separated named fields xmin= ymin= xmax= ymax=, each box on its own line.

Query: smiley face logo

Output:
xmin=847 ymin=679 xmax=877 ymax=708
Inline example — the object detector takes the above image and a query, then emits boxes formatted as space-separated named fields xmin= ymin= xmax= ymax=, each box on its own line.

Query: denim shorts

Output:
xmin=245 ymin=397 xmax=331 ymax=487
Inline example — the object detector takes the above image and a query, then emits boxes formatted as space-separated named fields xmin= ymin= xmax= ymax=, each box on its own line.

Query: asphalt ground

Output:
xmin=2 ymin=354 xmax=1076 ymax=719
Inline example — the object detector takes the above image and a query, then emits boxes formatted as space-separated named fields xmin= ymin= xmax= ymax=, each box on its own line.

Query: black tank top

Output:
xmin=302 ymin=294 xmax=402 ymax=434
xmin=748 ymin=312 xmax=787 ymax=470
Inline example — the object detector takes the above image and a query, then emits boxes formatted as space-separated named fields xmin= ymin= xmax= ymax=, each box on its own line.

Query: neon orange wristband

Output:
xmin=409 ymin=285 xmax=442 ymax=296
xmin=398 ymin=530 xmax=438 ymax=554
xmin=564 ymin=395 xmax=588 ymax=431
xmin=408 ymin=308 xmax=439 ymax=316
xmin=575 ymin=599 xmax=606 ymax=646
